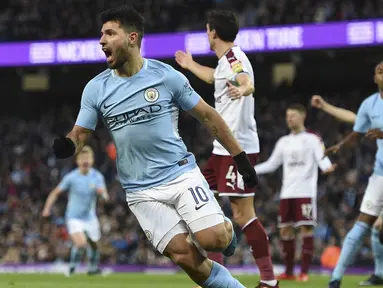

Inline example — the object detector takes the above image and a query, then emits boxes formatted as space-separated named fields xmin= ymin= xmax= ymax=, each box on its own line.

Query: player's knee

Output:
xmin=195 ymin=223 xmax=231 ymax=251
xmin=230 ymin=198 xmax=256 ymax=227
xmin=374 ymin=217 xmax=383 ymax=230
xmin=299 ymin=225 xmax=313 ymax=236
xmin=164 ymin=236 xmax=197 ymax=268
xmin=280 ymin=226 xmax=294 ymax=239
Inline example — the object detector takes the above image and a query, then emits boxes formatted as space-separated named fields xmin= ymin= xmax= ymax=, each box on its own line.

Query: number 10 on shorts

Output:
xmin=188 ymin=186 xmax=209 ymax=210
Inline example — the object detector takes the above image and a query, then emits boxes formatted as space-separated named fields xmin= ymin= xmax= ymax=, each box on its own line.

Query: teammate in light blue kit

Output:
xmin=42 ymin=146 xmax=109 ymax=276
xmin=51 ymin=5 xmax=259 ymax=288
xmin=326 ymin=62 xmax=383 ymax=288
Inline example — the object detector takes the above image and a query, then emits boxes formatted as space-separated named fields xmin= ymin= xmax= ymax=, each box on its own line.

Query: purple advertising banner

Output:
xmin=2 ymin=19 xmax=383 ymax=67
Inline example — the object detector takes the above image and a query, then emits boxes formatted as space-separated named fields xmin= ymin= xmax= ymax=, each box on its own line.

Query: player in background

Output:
xmin=253 ymin=104 xmax=336 ymax=282
xmin=325 ymin=62 xmax=383 ymax=288
xmin=175 ymin=10 xmax=278 ymax=288
xmin=51 ymin=6 xmax=258 ymax=288
xmin=42 ymin=146 xmax=109 ymax=276
xmin=311 ymin=95 xmax=383 ymax=287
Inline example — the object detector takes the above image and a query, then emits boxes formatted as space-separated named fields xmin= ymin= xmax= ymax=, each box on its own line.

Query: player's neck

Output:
xmin=79 ymin=168 xmax=90 ymax=175
xmin=291 ymin=126 xmax=305 ymax=134
xmin=215 ymin=42 xmax=235 ymax=59
xmin=115 ymin=55 xmax=144 ymax=77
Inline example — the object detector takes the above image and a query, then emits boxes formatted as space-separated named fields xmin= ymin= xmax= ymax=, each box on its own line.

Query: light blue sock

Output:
xmin=69 ymin=246 xmax=83 ymax=270
xmin=202 ymin=262 xmax=245 ymax=288
xmin=331 ymin=221 xmax=370 ymax=281
xmin=371 ymin=228 xmax=383 ymax=278
xmin=87 ymin=246 xmax=100 ymax=272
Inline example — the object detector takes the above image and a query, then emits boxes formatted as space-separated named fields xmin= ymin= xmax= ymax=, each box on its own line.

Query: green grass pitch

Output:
xmin=0 ymin=273 xmax=375 ymax=288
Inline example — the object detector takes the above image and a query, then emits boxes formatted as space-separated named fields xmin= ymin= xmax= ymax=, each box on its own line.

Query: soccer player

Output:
xmin=175 ymin=10 xmax=278 ymax=288
xmin=311 ymin=95 xmax=383 ymax=287
xmin=42 ymin=146 xmax=108 ymax=275
xmin=51 ymin=6 xmax=258 ymax=288
xmin=325 ymin=62 xmax=383 ymax=288
xmin=253 ymin=104 xmax=336 ymax=282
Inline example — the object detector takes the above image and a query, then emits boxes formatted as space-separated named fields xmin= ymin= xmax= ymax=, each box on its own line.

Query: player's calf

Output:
xmin=69 ymin=232 xmax=88 ymax=274
xmin=163 ymin=233 xmax=245 ymax=287
xmin=299 ymin=225 xmax=314 ymax=277
xmin=86 ymin=239 xmax=101 ymax=275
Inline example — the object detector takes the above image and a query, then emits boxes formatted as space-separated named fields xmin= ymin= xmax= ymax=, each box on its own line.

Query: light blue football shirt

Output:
xmin=353 ymin=92 xmax=383 ymax=176
xmin=75 ymin=59 xmax=200 ymax=192
xmin=58 ymin=168 xmax=106 ymax=220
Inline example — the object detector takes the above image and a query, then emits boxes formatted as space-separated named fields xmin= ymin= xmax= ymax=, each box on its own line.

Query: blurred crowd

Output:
xmin=1 ymin=0 xmax=383 ymax=41
xmin=0 ymin=79 xmax=377 ymax=266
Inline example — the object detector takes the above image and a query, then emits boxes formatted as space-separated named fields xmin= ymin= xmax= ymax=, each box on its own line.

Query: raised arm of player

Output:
xmin=174 ymin=50 xmax=215 ymax=84
xmin=42 ymin=174 xmax=71 ymax=217
xmin=311 ymin=95 xmax=356 ymax=124
xmin=253 ymin=139 xmax=283 ymax=174
xmin=52 ymin=81 xmax=98 ymax=159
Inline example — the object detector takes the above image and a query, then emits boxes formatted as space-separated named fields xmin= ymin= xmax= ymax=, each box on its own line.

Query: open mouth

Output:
xmin=102 ymin=47 xmax=113 ymax=62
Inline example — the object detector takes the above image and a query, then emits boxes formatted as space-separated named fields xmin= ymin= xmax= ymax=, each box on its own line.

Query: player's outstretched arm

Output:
xmin=53 ymin=125 xmax=93 ymax=159
xmin=41 ymin=186 xmax=64 ymax=217
xmin=175 ymin=50 xmax=215 ymax=84
xmin=325 ymin=131 xmax=360 ymax=156
xmin=254 ymin=140 xmax=283 ymax=175
xmin=311 ymin=95 xmax=356 ymax=124
xmin=189 ymin=98 xmax=258 ymax=187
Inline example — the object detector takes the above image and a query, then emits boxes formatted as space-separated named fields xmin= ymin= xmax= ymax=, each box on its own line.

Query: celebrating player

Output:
xmin=42 ymin=146 xmax=108 ymax=276
xmin=175 ymin=10 xmax=278 ymax=288
xmin=311 ymin=95 xmax=383 ymax=287
xmin=253 ymin=104 xmax=336 ymax=282
xmin=51 ymin=6 xmax=258 ymax=288
xmin=325 ymin=62 xmax=383 ymax=288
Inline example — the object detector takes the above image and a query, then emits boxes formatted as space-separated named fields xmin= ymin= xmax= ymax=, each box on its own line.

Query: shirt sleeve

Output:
xmin=254 ymin=139 xmax=283 ymax=174
xmin=312 ymin=136 xmax=333 ymax=171
xmin=58 ymin=174 xmax=71 ymax=191
xmin=167 ymin=69 xmax=201 ymax=111
xmin=96 ymin=172 xmax=107 ymax=190
xmin=353 ymin=98 xmax=371 ymax=133
xmin=75 ymin=80 xmax=99 ymax=130
xmin=225 ymin=49 xmax=251 ymax=81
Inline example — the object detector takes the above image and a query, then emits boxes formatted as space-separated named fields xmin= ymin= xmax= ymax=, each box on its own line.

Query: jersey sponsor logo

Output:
xmin=144 ymin=87 xmax=159 ymax=102
xmin=104 ymin=104 xmax=162 ymax=129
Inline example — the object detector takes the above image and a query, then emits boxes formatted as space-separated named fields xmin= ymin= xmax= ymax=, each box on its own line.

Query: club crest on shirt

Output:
xmin=144 ymin=87 xmax=159 ymax=102
xmin=89 ymin=184 xmax=96 ymax=190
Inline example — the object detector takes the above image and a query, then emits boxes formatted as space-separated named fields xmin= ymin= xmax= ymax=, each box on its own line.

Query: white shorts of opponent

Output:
xmin=66 ymin=217 xmax=101 ymax=242
xmin=360 ymin=174 xmax=383 ymax=217
xmin=126 ymin=167 xmax=224 ymax=254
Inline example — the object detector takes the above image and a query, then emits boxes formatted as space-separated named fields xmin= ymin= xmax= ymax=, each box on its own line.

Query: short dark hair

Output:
xmin=287 ymin=103 xmax=306 ymax=114
xmin=100 ymin=5 xmax=145 ymax=46
xmin=207 ymin=10 xmax=239 ymax=42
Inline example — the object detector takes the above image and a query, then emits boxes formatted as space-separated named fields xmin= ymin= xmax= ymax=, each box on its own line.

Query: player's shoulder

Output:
xmin=224 ymin=46 xmax=249 ymax=63
xmin=146 ymin=58 xmax=185 ymax=80
xmin=360 ymin=92 xmax=380 ymax=107
xmin=62 ymin=168 xmax=78 ymax=180
xmin=90 ymin=168 xmax=103 ymax=178
xmin=304 ymin=129 xmax=323 ymax=142
xmin=84 ymin=69 xmax=112 ymax=91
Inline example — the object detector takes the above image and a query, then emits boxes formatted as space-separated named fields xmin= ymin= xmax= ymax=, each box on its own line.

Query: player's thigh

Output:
xmin=84 ymin=218 xmax=101 ymax=243
xmin=217 ymin=154 xmax=258 ymax=197
xmin=360 ymin=174 xmax=383 ymax=219
xmin=128 ymin=199 xmax=188 ymax=254
xmin=278 ymin=199 xmax=294 ymax=229
xmin=66 ymin=219 xmax=88 ymax=247
xmin=174 ymin=168 xmax=227 ymax=245
xmin=374 ymin=214 xmax=383 ymax=230
xmin=293 ymin=197 xmax=317 ymax=228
